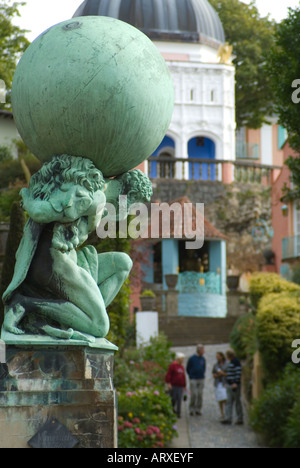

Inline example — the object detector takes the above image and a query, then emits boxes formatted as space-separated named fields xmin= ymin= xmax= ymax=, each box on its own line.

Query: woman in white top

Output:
xmin=212 ymin=352 xmax=227 ymax=420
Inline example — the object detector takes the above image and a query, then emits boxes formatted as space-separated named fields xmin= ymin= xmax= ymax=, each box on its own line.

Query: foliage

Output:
xmin=249 ymin=272 xmax=300 ymax=310
xmin=250 ymin=364 xmax=300 ymax=447
xmin=115 ymin=334 xmax=177 ymax=448
xmin=0 ymin=185 xmax=21 ymax=221
xmin=266 ymin=7 xmax=300 ymax=154
xmin=0 ymin=1 xmax=29 ymax=109
xmin=210 ymin=0 xmax=276 ymax=129
xmin=0 ymin=201 xmax=25 ymax=327
xmin=117 ymin=390 xmax=177 ymax=448
xmin=283 ymin=397 xmax=300 ymax=448
xmin=0 ymin=153 xmax=41 ymax=189
xmin=230 ymin=313 xmax=256 ymax=360
xmin=0 ymin=145 xmax=12 ymax=163
xmin=140 ymin=289 xmax=155 ymax=297
xmin=256 ymin=292 xmax=300 ymax=382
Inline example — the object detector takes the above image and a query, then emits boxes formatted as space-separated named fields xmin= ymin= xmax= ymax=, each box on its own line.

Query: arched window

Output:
xmin=150 ymin=136 xmax=175 ymax=178
xmin=188 ymin=136 xmax=216 ymax=181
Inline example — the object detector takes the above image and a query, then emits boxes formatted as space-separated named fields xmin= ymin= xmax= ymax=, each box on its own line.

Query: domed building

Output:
xmin=74 ymin=0 xmax=236 ymax=176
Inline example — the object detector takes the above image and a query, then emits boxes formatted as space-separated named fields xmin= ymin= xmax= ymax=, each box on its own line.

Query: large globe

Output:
xmin=12 ymin=16 xmax=174 ymax=177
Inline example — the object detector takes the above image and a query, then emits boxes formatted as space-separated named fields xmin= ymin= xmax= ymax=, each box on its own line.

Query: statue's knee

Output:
xmin=115 ymin=252 xmax=133 ymax=273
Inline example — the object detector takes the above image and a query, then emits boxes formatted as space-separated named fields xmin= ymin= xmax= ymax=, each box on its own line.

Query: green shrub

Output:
xmin=230 ymin=313 xmax=256 ymax=360
xmin=0 ymin=154 xmax=41 ymax=189
xmin=250 ymin=364 xmax=300 ymax=447
xmin=249 ymin=273 xmax=300 ymax=310
xmin=256 ymin=293 xmax=300 ymax=382
xmin=0 ymin=187 xmax=22 ymax=221
xmin=283 ymin=398 xmax=300 ymax=448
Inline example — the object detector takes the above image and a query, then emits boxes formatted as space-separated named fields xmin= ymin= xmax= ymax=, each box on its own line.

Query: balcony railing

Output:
xmin=282 ymin=235 xmax=300 ymax=260
xmin=147 ymin=157 xmax=281 ymax=185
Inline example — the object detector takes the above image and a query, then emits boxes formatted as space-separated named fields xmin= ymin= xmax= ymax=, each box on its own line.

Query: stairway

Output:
xmin=159 ymin=316 xmax=237 ymax=346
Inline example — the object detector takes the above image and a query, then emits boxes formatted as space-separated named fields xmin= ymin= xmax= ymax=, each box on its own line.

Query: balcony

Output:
xmin=147 ymin=157 xmax=281 ymax=185
xmin=282 ymin=235 xmax=300 ymax=261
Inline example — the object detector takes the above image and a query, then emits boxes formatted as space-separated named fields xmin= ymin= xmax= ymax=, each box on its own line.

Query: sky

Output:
xmin=12 ymin=0 xmax=300 ymax=42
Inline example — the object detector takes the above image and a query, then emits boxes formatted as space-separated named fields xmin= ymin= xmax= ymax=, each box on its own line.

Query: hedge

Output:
xmin=250 ymin=364 xmax=300 ymax=447
xmin=249 ymin=272 xmax=300 ymax=310
xmin=256 ymin=292 xmax=300 ymax=382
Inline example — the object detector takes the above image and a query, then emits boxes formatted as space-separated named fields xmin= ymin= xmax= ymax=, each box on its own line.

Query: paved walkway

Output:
xmin=169 ymin=344 xmax=261 ymax=449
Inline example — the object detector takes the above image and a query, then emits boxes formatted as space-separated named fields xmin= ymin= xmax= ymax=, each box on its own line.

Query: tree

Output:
xmin=0 ymin=1 xmax=29 ymax=109
xmin=210 ymin=0 xmax=276 ymax=129
xmin=0 ymin=201 xmax=26 ymax=329
xmin=266 ymin=7 xmax=300 ymax=154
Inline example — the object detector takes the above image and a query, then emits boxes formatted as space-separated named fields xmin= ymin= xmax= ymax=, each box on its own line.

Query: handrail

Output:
xmin=147 ymin=156 xmax=282 ymax=184
xmin=147 ymin=156 xmax=282 ymax=170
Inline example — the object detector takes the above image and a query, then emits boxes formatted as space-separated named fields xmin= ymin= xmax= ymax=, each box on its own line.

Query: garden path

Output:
xmin=170 ymin=344 xmax=261 ymax=449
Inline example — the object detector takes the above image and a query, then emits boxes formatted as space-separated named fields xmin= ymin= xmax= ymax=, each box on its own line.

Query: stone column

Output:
xmin=0 ymin=341 xmax=118 ymax=448
xmin=165 ymin=290 xmax=179 ymax=316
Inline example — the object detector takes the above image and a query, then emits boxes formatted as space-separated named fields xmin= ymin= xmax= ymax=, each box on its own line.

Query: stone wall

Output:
xmin=151 ymin=180 xmax=273 ymax=273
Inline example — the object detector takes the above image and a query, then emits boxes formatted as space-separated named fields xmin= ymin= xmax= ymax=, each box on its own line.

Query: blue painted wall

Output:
xmin=162 ymin=239 xmax=179 ymax=289
xmin=209 ymin=240 xmax=226 ymax=295
xmin=178 ymin=293 xmax=227 ymax=317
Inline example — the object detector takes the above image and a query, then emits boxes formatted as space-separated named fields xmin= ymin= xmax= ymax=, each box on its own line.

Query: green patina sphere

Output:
xmin=11 ymin=16 xmax=174 ymax=177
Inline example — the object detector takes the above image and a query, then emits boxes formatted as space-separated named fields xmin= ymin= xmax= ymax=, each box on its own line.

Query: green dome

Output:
xmin=12 ymin=16 xmax=174 ymax=177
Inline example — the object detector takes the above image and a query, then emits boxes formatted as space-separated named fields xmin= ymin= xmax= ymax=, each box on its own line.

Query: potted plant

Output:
xmin=140 ymin=289 xmax=156 ymax=311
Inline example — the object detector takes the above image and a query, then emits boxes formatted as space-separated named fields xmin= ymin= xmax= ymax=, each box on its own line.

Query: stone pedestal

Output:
xmin=227 ymin=292 xmax=250 ymax=318
xmin=0 ymin=338 xmax=118 ymax=448
xmin=165 ymin=290 xmax=178 ymax=316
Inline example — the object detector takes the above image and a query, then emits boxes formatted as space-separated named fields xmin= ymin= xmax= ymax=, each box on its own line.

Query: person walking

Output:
xmin=186 ymin=344 xmax=206 ymax=416
xmin=212 ymin=352 xmax=227 ymax=420
xmin=221 ymin=349 xmax=243 ymax=425
xmin=165 ymin=352 xmax=186 ymax=418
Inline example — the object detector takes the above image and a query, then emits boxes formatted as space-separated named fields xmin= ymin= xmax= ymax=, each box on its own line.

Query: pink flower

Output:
xmin=118 ymin=426 xmax=124 ymax=431
xmin=149 ymin=425 xmax=160 ymax=434
xmin=157 ymin=442 xmax=164 ymax=447
xmin=124 ymin=421 xmax=133 ymax=428
xmin=135 ymin=427 xmax=141 ymax=434
xmin=153 ymin=390 xmax=160 ymax=396
xmin=146 ymin=428 xmax=154 ymax=436
xmin=126 ymin=392 xmax=133 ymax=397
xmin=132 ymin=418 xmax=141 ymax=424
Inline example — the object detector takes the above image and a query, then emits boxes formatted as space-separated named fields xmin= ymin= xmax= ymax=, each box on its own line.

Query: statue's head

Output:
xmin=21 ymin=155 xmax=107 ymax=231
xmin=21 ymin=154 xmax=153 ymax=233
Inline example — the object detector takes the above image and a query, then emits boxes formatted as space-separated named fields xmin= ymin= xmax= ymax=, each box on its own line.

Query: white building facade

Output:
xmin=74 ymin=0 xmax=236 ymax=173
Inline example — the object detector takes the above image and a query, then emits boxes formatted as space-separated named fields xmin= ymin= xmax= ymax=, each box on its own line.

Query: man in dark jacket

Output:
xmin=186 ymin=344 xmax=206 ymax=416
xmin=221 ymin=349 xmax=243 ymax=425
